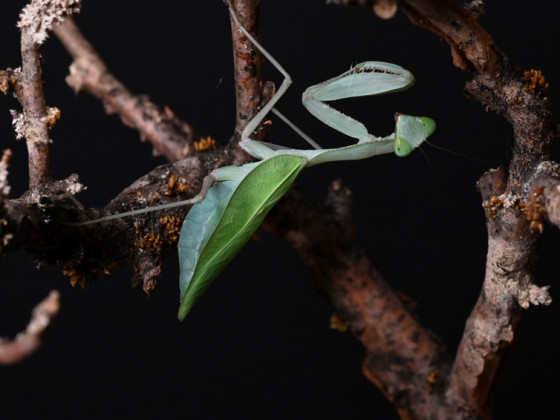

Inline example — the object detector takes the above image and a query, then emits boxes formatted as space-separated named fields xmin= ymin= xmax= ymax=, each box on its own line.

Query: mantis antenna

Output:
xmin=73 ymin=1 xmax=436 ymax=321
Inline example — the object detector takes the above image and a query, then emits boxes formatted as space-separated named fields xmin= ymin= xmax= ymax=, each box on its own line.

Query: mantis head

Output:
xmin=394 ymin=114 xmax=436 ymax=157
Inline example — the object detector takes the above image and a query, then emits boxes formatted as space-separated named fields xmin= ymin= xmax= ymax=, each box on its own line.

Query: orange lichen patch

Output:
xmin=160 ymin=215 xmax=182 ymax=243
xmin=0 ymin=70 xmax=11 ymax=95
xmin=0 ymin=69 xmax=19 ymax=95
xmin=164 ymin=174 xmax=189 ymax=196
xmin=164 ymin=174 xmax=178 ymax=196
xmin=329 ymin=312 xmax=349 ymax=332
xmin=135 ymin=230 xmax=163 ymax=254
xmin=485 ymin=195 xmax=504 ymax=218
xmin=63 ymin=256 xmax=117 ymax=288
xmin=63 ymin=268 xmax=87 ymax=288
xmin=62 ymin=244 xmax=119 ymax=288
xmin=510 ymin=96 xmax=523 ymax=106
xmin=135 ymin=215 xmax=182 ymax=254
xmin=425 ymin=370 xmax=441 ymax=392
xmin=175 ymin=181 xmax=188 ymax=193
xmin=1 ymin=149 xmax=12 ymax=165
xmin=523 ymin=69 xmax=549 ymax=94
xmin=43 ymin=107 xmax=61 ymax=129
xmin=144 ymin=278 xmax=157 ymax=295
xmin=194 ymin=136 xmax=217 ymax=152
xmin=149 ymin=193 xmax=161 ymax=204
xmin=521 ymin=186 xmax=546 ymax=234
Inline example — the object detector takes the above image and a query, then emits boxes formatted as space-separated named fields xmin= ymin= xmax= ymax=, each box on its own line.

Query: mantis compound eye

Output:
xmin=394 ymin=115 xmax=436 ymax=157
xmin=418 ymin=117 xmax=436 ymax=137
xmin=395 ymin=136 xmax=413 ymax=156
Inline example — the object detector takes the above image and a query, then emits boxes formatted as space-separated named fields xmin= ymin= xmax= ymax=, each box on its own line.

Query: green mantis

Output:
xmin=77 ymin=3 xmax=436 ymax=321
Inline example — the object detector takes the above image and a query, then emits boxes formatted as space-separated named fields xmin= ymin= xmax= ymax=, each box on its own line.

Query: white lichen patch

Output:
xmin=506 ymin=281 xmax=552 ymax=308
xmin=535 ymin=161 xmax=560 ymax=177
xmin=2 ymin=233 xmax=14 ymax=247
xmin=41 ymin=106 xmax=61 ymax=128
xmin=10 ymin=107 xmax=59 ymax=143
xmin=0 ymin=149 xmax=12 ymax=197
xmin=373 ymin=0 xmax=397 ymax=20
xmin=18 ymin=0 xmax=81 ymax=45
xmin=10 ymin=110 xmax=26 ymax=140
xmin=63 ymin=173 xmax=85 ymax=196
xmin=66 ymin=56 xmax=101 ymax=93
xmin=501 ymin=192 xmax=522 ymax=208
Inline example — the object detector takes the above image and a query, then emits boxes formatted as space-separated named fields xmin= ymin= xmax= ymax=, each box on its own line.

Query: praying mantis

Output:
xmin=77 ymin=2 xmax=436 ymax=321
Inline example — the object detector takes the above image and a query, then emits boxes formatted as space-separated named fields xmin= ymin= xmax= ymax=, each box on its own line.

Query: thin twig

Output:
xmin=16 ymin=25 xmax=53 ymax=187
xmin=52 ymin=18 xmax=197 ymax=162
xmin=0 ymin=290 xmax=60 ymax=365
xmin=13 ymin=0 xmax=82 ymax=187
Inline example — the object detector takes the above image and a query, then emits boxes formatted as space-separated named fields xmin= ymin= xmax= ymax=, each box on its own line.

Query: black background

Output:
xmin=1 ymin=1 xmax=559 ymax=418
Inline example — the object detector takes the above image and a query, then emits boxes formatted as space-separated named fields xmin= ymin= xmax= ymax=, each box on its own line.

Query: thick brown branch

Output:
xmin=523 ymin=162 xmax=560 ymax=232
xmin=385 ymin=1 xmax=556 ymax=418
xmin=0 ymin=290 xmax=60 ymax=365
xmin=52 ymin=18 xmax=197 ymax=162
xmin=264 ymin=183 xmax=449 ymax=418
xmin=398 ymin=0 xmax=507 ymax=72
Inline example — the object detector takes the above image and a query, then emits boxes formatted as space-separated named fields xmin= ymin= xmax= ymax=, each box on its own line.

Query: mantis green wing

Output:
xmin=177 ymin=154 xmax=306 ymax=320
xmin=178 ymin=180 xmax=237 ymax=297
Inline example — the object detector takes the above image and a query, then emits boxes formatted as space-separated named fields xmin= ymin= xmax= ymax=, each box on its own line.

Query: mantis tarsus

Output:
xmin=77 ymin=2 xmax=436 ymax=321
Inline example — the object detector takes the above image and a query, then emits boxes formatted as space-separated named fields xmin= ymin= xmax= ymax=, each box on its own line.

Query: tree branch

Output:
xmin=0 ymin=290 xmax=60 ymax=365
xmin=397 ymin=0 xmax=556 ymax=417
xmin=264 ymin=182 xmax=449 ymax=417
xmin=10 ymin=1 xmax=81 ymax=187
xmin=52 ymin=18 xmax=197 ymax=162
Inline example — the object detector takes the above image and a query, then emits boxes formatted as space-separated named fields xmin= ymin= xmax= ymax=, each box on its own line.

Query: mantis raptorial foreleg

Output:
xmin=74 ymin=1 xmax=436 ymax=321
